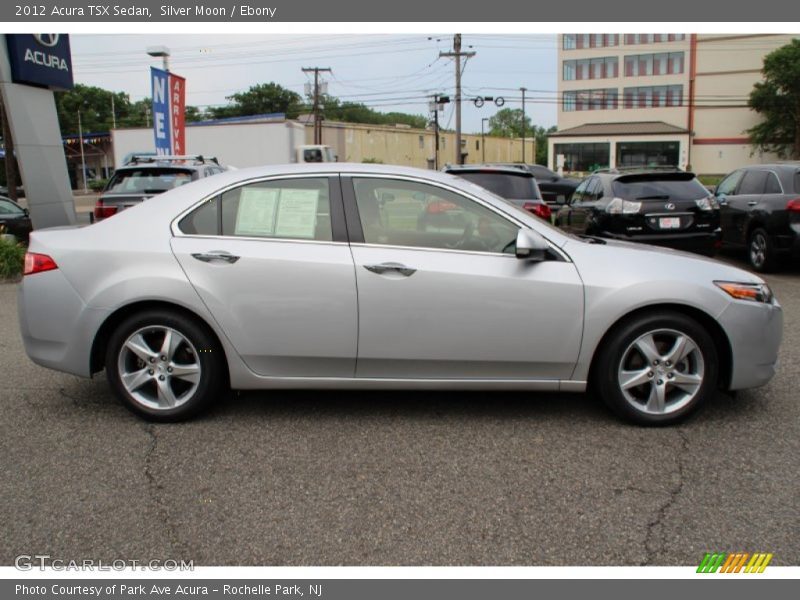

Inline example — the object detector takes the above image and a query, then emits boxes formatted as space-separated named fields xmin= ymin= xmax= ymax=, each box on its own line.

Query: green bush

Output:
xmin=0 ymin=236 xmax=25 ymax=280
xmin=88 ymin=178 xmax=108 ymax=192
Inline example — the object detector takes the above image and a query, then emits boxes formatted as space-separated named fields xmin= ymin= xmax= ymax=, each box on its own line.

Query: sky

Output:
xmin=68 ymin=34 xmax=559 ymax=134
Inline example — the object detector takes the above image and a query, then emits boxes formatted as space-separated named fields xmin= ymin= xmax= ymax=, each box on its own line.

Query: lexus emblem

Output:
xmin=33 ymin=34 xmax=60 ymax=48
xmin=664 ymin=202 xmax=676 ymax=211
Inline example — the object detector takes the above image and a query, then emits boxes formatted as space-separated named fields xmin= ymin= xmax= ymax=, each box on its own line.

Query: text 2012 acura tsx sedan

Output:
xmin=18 ymin=164 xmax=783 ymax=425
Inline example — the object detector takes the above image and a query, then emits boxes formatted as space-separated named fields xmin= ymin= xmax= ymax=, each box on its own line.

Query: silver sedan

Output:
xmin=17 ymin=164 xmax=783 ymax=425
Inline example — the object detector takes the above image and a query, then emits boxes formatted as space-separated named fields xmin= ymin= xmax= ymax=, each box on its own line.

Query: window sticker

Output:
xmin=234 ymin=187 xmax=279 ymax=237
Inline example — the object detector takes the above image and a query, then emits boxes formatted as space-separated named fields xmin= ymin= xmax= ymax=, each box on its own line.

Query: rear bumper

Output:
xmin=17 ymin=270 xmax=109 ymax=378
xmin=717 ymin=298 xmax=783 ymax=390
xmin=601 ymin=229 xmax=721 ymax=255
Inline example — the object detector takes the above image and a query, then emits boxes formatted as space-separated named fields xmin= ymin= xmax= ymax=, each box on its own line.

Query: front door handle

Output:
xmin=363 ymin=262 xmax=416 ymax=277
xmin=747 ymin=201 xmax=758 ymax=207
xmin=191 ymin=251 xmax=240 ymax=264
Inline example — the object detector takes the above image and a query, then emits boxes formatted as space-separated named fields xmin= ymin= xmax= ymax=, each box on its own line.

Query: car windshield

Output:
xmin=454 ymin=171 xmax=542 ymax=200
xmin=105 ymin=168 xmax=194 ymax=194
xmin=612 ymin=176 xmax=709 ymax=202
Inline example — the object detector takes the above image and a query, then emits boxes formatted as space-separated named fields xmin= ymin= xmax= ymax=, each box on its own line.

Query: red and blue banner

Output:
xmin=151 ymin=67 xmax=186 ymax=155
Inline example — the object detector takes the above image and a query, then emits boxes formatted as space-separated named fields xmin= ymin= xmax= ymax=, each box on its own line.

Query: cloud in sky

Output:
xmin=69 ymin=33 xmax=558 ymax=133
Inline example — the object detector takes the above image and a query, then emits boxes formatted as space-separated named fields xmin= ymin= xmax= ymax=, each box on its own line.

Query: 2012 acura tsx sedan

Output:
xmin=18 ymin=164 xmax=783 ymax=425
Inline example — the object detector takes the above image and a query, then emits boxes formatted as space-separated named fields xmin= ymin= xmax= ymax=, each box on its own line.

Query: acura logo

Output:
xmin=664 ymin=202 xmax=676 ymax=210
xmin=33 ymin=34 xmax=60 ymax=48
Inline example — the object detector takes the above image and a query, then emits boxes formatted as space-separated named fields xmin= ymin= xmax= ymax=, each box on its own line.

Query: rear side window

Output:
xmin=452 ymin=172 xmax=541 ymax=200
xmin=764 ymin=172 xmax=782 ymax=194
xmin=612 ymin=177 xmax=709 ymax=201
xmin=738 ymin=170 xmax=768 ymax=195
xmin=179 ymin=197 xmax=218 ymax=235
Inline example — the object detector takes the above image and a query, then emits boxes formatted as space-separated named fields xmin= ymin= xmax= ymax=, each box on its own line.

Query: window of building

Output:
xmin=563 ymin=88 xmax=618 ymax=112
xmin=418 ymin=135 xmax=425 ymax=149
xmin=564 ymin=33 xmax=619 ymax=50
xmin=623 ymin=85 xmax=683 ymax=108
xmin=563 ymin=61 xmax=576 ymax=80
xmin=616 ymin=141 xmax=680 ymax=168
xmin=563 ymin=34 xmax=577 ymax=50
xmin=564 ymin=57 xmax=618 ymax=81
xmin=625 ymin=52 xmax=684 ymax=76
xmin=553 ymin=143 xmax=611 ymax=172
xmin=625 ymin=34 xmax=685 ymax=45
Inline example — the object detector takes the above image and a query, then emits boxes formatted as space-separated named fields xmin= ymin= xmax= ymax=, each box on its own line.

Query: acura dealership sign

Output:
xmin=5 ymin=33 xmax=73 ymax=90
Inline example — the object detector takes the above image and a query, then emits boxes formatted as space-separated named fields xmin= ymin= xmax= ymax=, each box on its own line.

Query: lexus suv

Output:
xmin=93 ymin=155 xmax=226 ymax=221
xmin=714 ymin=163 xmax=800 ymax=272
xmin=554 ymin=168 xmax=721 ymax=255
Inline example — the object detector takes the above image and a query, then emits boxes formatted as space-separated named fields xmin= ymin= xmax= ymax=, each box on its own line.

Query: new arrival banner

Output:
xmin=151 ymin=67 xmax=186 ymax=155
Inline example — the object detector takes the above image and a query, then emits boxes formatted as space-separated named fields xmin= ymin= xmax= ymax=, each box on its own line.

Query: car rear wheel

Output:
xmin=749 ymin=228 xmax=777 ymax=273
xmin=594 ymin=311 xmax=718 ymax=425
xmin=105 ymin=310 xmax=225 ymax=421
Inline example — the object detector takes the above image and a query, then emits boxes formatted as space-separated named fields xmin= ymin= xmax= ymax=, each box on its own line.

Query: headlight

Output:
xmin=695 ymin=196 xmax=720 ymax=211
xmin=714 ymin=281 xmax=774 ymax=303
xmin=606 ymin=197 xmax=642 ymax=214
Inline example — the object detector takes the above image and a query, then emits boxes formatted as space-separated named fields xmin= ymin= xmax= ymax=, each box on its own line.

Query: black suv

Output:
xmin=487 ymin=163 xmax=580 ymax=207
xmin=714 ymin=163 xmax=800 ymax=272
xmin=94 ymin=155 xmax=226 ymax=221
xmin=554 ymin=168 xmax=721 ymax=256
xmin=442 ymin=164 xmax=552 ymax=221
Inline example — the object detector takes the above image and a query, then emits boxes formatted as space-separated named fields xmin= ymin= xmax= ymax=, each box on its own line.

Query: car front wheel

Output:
xmin=105 ymin=310 xmax=225 ymax=421
xmin=594 ymin=311 xmax=718 ymax=425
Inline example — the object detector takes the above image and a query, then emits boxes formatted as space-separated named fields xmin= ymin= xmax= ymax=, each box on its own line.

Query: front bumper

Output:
xmin=717 ymin=297 xmax=783 ymax=390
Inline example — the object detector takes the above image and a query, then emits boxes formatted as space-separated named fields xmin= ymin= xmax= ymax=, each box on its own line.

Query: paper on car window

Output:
xmin=234 ymin=187 xmax=279 ymax=236
xmin=274 ymin=189 xmax=319 ymax=239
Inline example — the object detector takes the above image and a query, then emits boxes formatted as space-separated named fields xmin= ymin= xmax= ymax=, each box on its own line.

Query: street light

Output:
xmin=481 ymin=117 xmax=489 ymax=162
xmin=146 ymin=45 xmax=170 ymax=72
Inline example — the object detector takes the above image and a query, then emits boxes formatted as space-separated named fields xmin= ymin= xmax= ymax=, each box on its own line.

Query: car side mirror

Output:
xmin=515 ymin=229 xmax=549 ymax=261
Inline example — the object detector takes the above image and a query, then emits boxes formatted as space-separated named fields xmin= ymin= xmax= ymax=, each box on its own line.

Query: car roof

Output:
xmin=738 ymin=163 xmax=800 ymax=172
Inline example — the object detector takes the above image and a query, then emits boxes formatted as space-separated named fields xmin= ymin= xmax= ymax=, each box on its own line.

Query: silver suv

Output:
xmin=93 ymin=155 xmax=226 ymax=221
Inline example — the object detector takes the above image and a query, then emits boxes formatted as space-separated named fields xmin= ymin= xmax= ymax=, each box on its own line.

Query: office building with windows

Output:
xmin=548 ymin=34 xmax=797 ymax=175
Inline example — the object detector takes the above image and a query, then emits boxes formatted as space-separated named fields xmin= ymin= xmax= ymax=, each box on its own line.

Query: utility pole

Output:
xmin=440 ymin=34 xmax=475 ymax=165
xmin=429 ymin=94 xmax=450 ymax=170
xmin=110 ymin=94 xmax=116 ymax=129
xmin=520 ymin=87 xmax=527 ymax=164
xmin=302 ymin=67 xmax=332 ymax=145
xmin=78 ymin=109 xmax=87 ymax=193
xmin=481 ymin=117 xmax=489 ymax=162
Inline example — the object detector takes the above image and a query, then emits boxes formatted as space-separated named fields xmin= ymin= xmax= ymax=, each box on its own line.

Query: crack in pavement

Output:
xmin=142 ymin=423 xmax=193 ymax=561
xmin=641 ymin=429 xmax=689 ymax=566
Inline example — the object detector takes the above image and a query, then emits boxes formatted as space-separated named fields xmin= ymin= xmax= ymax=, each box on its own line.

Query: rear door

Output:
xmin=726 ymin=169 xmax=767 ymax=245
xmin=170 ymin=174 xmax=358 ymax=378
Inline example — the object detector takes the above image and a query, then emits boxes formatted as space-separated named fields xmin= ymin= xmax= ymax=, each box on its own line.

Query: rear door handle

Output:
xmin=191 ymin=251 xmax=240 ymax=264
xmin=363 ymin=262 xmax=416 ymax=277
xmin=747 ymin=201 xmax=758 ymax=207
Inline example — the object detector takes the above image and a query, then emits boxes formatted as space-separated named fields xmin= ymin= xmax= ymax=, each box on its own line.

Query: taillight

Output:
xmin=786 ymin=198 xmax=800 ymax=212
xmin=523 ymin=202 xmax=551 ymax=221
xmin=23 ymin=252 xmax=58 ymax=276
xmin=93 ymin=200 xmax=118 ymax=220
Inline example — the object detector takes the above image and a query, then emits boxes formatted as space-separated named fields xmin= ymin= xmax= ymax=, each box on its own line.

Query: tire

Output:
xmin=749 ymin=227 xmax=777 ymax=273
xmin=593 ymin=311 xmax=718 ymax=426
xmin=105 ymin=310 xmax=226 ymax=422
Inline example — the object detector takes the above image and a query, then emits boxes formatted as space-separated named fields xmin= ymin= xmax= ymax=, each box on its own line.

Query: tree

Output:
xmin=210 ymin=83 xmax=303 ymax=120
xmin=534 ymin=125 xmax=557 ymax=166
xmin=55 ymin=84 xmax=132 ymax=134
xmin=488 ymin=108 xmax=532 ymax=139
xmin=748 ymin=38 xmax=800 ymax=159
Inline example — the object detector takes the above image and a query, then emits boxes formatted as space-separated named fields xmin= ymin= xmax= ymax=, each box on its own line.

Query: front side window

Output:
xmin=738 ymin=170 xmax=769 ymax=195
xmin=178 ymin=178 xmax=333 ymax=242
xmin=352 ymin=178 xmax=519 ymax=254
xmin=715 ymin=171 xmax=743 ymax=196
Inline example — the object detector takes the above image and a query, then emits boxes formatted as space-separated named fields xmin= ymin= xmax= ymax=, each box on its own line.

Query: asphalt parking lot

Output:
xmin=1 ymin=254 xmax=798 ymax=567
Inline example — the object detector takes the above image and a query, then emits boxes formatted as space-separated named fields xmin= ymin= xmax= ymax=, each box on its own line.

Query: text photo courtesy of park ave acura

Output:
xmin=0 ymin=19 xmax=798 ymax=585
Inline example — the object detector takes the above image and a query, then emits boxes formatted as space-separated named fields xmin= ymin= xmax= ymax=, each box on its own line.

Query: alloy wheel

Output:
xmin=617 ymin=328 xmax=705 ymax=416
xmin=750 ymin=232 xmax=767 ymax=270
xmin=117 ymin=326 xmax=202 ymax=410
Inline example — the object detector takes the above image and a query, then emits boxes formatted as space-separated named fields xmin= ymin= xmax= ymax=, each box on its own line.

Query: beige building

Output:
xmin=313 ymin=120 xmax=535 ymax=170
xmin=548 ymin=33 xmax=797 ymax=176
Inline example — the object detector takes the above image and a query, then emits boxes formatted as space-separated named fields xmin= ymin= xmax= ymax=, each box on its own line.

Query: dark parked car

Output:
xmin=0 ymin=196 xmax=32 ymax=243
xmin=714 ymin=163 xmax=800 ymax=272
xmin=94 ymin=155 xmax=226 ymax=221
xmin=489 ymin=163 xmax=580 ymax=207
xmin=554 ymin=168 xmax=721 ymax=256
xmin=443 ymin=164 xmax=552 ymax=221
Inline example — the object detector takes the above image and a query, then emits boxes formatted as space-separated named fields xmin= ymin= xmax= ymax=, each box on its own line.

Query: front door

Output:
xmin=344 ymin=176 xmax=584 ymax=380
